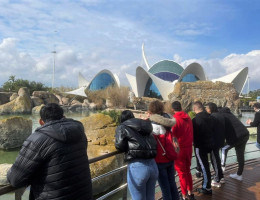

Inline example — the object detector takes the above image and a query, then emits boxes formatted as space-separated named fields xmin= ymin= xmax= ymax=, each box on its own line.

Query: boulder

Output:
xmin=0 ymin=92 xmax=13 ymax=105
xmin=0 ymin=88 xmax=32 ymax=115
xmin=0 ymin=164 xmax=12 ymax=185
xmin=32 ymin=91 xmax=59 ymax=104
xmin=89 ymin=102 xmax=97 ymax=110
xmin=61 ymin=97 xmax=70 ymax=105
xmin=10 ymin=93 xmax=18 ymax=101
xmin=32 ymin=104 xmax=45 ymax=114
xmin=55 ymin=94 xmax=63 ymax=105
xmin=31 ymin=96 xmax=44 ymax=107
xmin=0 ymin=116 xmax=32 ymax=150
xmin=71 ymin=99 xmax=82 ymax=105
xmin=80 ymin=113 xmax=124 ymax=195
xmin=168 ymin=81 xmax=240 ymax=114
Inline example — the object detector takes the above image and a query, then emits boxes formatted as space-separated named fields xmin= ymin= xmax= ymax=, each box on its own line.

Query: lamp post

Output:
xmin=51 ymin=50 xmax=56 ymax=90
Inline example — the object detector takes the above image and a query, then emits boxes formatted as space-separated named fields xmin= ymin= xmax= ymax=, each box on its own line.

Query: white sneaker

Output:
xmin=221 ymin=165 xmax=226 ymax=172
xmin=229 ymin=173 xmax=242 ymax=181
xmin=220 ymin=178 xmax=225 ymax=184
xmin=211 ymin=179 xmax=221 ymax=187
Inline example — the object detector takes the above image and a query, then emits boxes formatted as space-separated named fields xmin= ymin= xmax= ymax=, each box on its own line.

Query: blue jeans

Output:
xmin=157 ymin=161 xmax=179 ymax=200
xmin=127 ymin=159 xmax=159 ymax=200
xmin=256 ymin=142 xmax=260 ymax=149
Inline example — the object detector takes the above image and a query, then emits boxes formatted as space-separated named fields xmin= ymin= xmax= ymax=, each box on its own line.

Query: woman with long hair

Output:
xmin=148 ymin=100 xmax=179 ymax=200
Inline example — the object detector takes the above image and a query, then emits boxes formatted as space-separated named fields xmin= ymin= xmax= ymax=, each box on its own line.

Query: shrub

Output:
xmin=99 ymin=110 xmax=122 ymax=125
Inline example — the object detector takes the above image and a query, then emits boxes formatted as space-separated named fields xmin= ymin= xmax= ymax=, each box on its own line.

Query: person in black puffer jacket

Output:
xmin=115 ymin=110 xmax=158 ymax=200
xmin=218 ymin=107 xmax=249 ymax=181
xmin=7 ymin=103 xmax=93 ymax=200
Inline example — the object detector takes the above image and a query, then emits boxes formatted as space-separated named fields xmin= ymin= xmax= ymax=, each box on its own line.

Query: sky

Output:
xmin=0 ymin=0 xmax=260 ymax=93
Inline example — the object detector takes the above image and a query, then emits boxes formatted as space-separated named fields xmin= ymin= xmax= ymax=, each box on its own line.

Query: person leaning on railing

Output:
xmin=7 ymin=103 xmax=93 ymax=200
xmin=246 ymin=102 xmax=260 ymax=150
xmin=115 ymin=110 xmax=158 ymax=200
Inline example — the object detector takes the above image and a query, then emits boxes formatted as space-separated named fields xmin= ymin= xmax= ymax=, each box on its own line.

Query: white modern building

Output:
xmin=126 ymin=44 xmax=249 ymax=100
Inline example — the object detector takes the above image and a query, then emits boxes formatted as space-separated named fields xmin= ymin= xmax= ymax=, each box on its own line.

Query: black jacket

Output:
xmin=250 ymin=111 xmax=260 ymax=144
xmin=7 ymin=118 xmax=93 ymax=200
xmin=211 ymin=112 xmax=226 ymax=148
xmin=219 ymin=107 xmax=249 ymax=140
xmin=115 ymin=118 xmax=157 ymax=161
xmin=192 ymin=111 xmax=214 ymax=149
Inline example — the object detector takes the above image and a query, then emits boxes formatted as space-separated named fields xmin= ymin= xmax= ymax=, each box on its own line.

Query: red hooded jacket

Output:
xmin=172 ymin=111 xmax=193 ymax=148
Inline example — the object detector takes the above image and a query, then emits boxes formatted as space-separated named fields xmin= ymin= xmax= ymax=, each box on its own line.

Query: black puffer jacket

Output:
xmin=115 ymin=118 xmax=157 ymax=161
xmin=7 ymin=118 xmax=93 ymax=200
xmin=219 ymin=107 xmax=249 ymax=140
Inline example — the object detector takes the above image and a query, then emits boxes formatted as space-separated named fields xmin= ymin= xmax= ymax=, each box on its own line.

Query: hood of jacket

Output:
xmin=150 ymin=113 xmax=176 ymax=127
xmin=122 ymin=118 xmax=152 ymax=136
xmin=35 ymin=118 xmax=85 ymax=143
xmin=219 ymin=107 xmax=231 ymax=114
xmin=174 ymin=111 xmax=190 ymax=121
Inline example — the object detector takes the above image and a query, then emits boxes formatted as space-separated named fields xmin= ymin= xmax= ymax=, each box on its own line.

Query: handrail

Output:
xmin=0 ymin=125 xmax=259 ymax=199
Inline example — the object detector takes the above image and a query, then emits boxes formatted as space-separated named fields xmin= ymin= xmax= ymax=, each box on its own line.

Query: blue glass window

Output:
xmin=88 ymin=73 xmax=115 ymax=91
xmin=154 ymin=72 xmax=180 ymax=82
xmin=144 ymin=78 xmax=162 ymax=99
xmin=181 ymin=74 xmax=199 ymax=82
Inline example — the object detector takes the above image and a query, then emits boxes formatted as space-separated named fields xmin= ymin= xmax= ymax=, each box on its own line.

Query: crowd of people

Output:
xmin=6 ymin=101 xmax=259 ymax=200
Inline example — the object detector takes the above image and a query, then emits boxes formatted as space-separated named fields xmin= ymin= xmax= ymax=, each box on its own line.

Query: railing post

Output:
xmin=122 ymin=167 xmax=128 ymax=200
xmin=15 ymin=187 xmax=26 ymax=200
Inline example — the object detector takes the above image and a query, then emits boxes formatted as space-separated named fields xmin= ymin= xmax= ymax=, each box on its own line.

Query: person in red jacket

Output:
xmin=171 ymin=101 xmax=195 ymax=200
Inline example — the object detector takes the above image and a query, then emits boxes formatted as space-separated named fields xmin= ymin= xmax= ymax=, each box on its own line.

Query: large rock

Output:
xmin=10 ymin=93 xmax=18 ymax=101
xmin=80 ymin=113 xmax=124 ymax=196
xmin=0 ymin=164 xmax=12 ymax=185
xmin=0 ymin=88 xmax=32 ymax=115
xmin=32 ymin=104 xmax=45 ymax=114
xmin=0 ymin=92 xmax=13 ymax=105
xmin=32 ymin=91 xmax=59 ymax=104
xmin=31 ymin=96 xmax=44 ymax=107
xmin=0 ymin=116 xmax=32 ymax=150
xmin=168 ymin=81 xmax=240 ymax=114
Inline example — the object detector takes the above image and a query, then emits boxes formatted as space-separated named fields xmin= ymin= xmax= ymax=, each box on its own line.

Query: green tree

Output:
xmin=2 ymin=76 xmax=49 ymax=94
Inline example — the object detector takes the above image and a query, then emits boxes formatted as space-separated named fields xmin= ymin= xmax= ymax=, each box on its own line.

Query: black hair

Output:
xmin=120 ymin=110 xmax=135 ymax=123
xmin=205 ymin=102 xmax=218 ymax=113
xmin=171 ymin=101 xmax=182 ymax=111
xmin=253 ymin=102 xmax=260 ymax=109
xmin=40 ymin=103 xmax=64 ymax=122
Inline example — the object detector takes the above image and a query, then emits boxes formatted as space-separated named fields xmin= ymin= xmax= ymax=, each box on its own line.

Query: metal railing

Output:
xmin=0 ymin=127 xmax=259 ymax=200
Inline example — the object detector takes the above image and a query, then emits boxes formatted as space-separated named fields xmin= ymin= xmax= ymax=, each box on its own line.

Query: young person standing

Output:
xmin=171 ymin=101 xmax=195 ymax=200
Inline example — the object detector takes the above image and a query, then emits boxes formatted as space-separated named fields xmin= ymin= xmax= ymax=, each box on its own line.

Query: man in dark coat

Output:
xmin=247 ymin=102 xmax=260 ymax=149
xmin=192 ymin=101 xmax=214 ymax=195
xmin=7 ymin=103 xmax=93 ymax=200
xmin=219 ymin=107 xmax=249 ymax=181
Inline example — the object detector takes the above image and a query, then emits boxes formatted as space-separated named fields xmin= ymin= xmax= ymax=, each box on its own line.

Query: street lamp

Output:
xmin=51 ymin=50 xmax=56 ymax=90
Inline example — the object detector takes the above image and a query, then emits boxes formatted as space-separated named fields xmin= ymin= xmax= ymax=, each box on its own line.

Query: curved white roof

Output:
xmin=127 ymin=66 xmax=176 ymax=100
xmin=212 ymin=67 xmax=248 ymax=94
xmin=178 ymin=62 xmax=206 ymax=81
xmin=78 ymin=72 xmax=89 ymax=88
xmin=88 ymin=69 xmax=120 ymax=88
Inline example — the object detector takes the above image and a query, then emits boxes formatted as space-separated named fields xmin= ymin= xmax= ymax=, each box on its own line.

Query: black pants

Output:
xmin=221 ymin=135 xmax=249 ymax=175
xmin=195 ymin=147 xmax=212 ymax=189
xmin=210 ymin=148 xmax=223 ymax=182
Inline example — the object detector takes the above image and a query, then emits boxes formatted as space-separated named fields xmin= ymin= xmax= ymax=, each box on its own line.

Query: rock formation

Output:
xmin=80 ymin=113 xmax=124 ymax=196
xmin=32 ymin=91 xmax=59 ymax=105
xmin=0 ymin=164 xmax=12 ymax=185
xmin=0 ymin=88 xmax=33 ymax=115
xmin=168 ymin=81 xmax=240 ymax=113
xmin=0 ymin=92 xmax=14 ymax=105
xmin=0 ymin=116 xmax=32 ymax=150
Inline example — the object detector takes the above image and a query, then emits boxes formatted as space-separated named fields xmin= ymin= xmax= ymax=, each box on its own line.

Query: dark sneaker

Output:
xmin=187 ymin=194 xmax=196 ymax=200
xmin=195 ymin=170 xmax=202 ymax=178
xmin=196 ymin=188 xmax=212 ymax=195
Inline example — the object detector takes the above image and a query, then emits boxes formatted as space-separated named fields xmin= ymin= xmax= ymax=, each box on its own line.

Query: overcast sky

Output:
xmin=0 ymin=0 xmax=259 ymax=93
